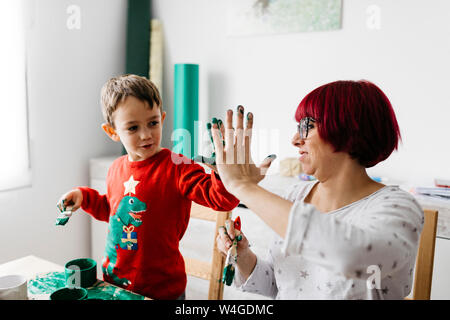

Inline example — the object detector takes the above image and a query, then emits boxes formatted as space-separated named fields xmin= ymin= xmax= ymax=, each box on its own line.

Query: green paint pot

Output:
xmin=50 ymin=287 xmax=88 ymax=300
xmin=65 ymin=258 xmax=97 ymax=288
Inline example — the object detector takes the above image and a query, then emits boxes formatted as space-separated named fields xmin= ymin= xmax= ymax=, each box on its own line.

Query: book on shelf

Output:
xmin=411 ymin=187 xmax=450 ymax=200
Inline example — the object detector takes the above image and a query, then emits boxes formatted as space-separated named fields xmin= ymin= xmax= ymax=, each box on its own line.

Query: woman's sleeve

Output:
xmin=282 ymin=189 xmax=424 ymax=280
xmin=234 ymin=247 xmax=278 ymax=299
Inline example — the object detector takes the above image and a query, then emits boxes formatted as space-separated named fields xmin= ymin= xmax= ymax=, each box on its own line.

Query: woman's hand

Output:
xmin=211 ymin=106 xmax=276 ymax=194
xmin=216 ymin=219 xmax=250 ymax=257
xmin=216 ymin=218 xmax=257 ymax=281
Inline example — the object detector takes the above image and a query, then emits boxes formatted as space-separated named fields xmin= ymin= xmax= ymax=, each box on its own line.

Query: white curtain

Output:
xmin=0 ymin=0 xmax=30 ymax=191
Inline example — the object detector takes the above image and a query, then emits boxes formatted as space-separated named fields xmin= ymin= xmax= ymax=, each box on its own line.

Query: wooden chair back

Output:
xmin=184 ymin=202 xmax=232 ymax=300
xmin=410 ymin=209 xmax=438 ymax=300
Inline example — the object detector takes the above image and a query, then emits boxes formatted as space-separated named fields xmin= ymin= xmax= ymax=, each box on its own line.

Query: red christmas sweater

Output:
xmin=78 ymin=148 xmax=239 ymax=299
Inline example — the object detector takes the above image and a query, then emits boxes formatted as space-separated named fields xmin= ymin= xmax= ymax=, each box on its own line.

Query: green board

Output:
xmin=125 ymin=0 xmax=151 ymax=77
xmin=122 ymin=0 xmax=152 ymax=156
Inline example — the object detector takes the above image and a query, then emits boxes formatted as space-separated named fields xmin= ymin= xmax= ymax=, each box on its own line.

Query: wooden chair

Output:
xmin=184 ymin=202 xmax=232 ymax=300
xmin=408 ymin=209 xmax=439 ymax=300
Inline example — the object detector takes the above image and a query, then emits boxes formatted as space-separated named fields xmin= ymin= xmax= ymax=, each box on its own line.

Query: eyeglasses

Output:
xmin=297 ymin=117 xmax=317 ymax=140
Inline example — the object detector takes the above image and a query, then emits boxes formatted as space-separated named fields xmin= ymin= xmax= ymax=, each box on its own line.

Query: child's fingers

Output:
xmin=206 ymin=123 xmax=214 ymax=148
xmin=193 ymin=155 xmax=216 ymax=166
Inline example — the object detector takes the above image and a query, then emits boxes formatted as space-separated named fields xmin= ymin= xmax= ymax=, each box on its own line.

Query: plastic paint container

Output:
xmin=0 ymin=274 xmax=28 ymax=300
xmin=65 ymin=258 xmax=97 ymax=288
xmin=50 ymin=287 xmax=88 ymax=300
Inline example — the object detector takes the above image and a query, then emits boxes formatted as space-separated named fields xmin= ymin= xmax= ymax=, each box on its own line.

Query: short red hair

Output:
xmin=295 ymin=80 xmax=401 ymax=168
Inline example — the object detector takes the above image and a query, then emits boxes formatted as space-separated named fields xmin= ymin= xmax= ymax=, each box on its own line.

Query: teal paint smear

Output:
xmin=28 ymin=272 xmax=66 ymax=294
xmin=28 ymin=271 xmax=145 ymax=300
xmin=88 ymin=282 xmax=144 ymax=300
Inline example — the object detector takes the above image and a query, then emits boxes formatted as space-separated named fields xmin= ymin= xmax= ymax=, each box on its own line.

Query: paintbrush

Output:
xmin=222 ymin=216 xmax=242 ymax=286
xmin=55 ymin=199 xmax=73 ymax=226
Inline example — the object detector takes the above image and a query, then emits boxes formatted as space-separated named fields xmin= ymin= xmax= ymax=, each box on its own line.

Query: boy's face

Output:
xmin=102 ymin=96 xmax=166 ymax=162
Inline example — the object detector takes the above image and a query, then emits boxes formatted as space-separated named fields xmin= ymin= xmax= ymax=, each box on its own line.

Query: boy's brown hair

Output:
xmin=101 ymin=74 xmax=162 ymax=127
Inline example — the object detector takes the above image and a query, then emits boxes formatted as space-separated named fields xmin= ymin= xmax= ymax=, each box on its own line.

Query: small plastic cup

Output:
xmin=65 ymin=258 xmax=97 ymax=288
xmin=0 ymin=275 xmax=28 ymax=300
xmin=50 ymin=287 xmax=88 ymax=300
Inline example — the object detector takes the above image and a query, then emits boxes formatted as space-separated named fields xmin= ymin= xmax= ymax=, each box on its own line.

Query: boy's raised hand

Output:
xmin=57 ymin=189 xmax=83 ymax=213
xmin=192 ymin=118 xmax=225 ymax=172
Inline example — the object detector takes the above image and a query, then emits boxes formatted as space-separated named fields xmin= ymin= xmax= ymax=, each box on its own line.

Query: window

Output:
xmin=0 ymin=0 xmax=31 ymax=191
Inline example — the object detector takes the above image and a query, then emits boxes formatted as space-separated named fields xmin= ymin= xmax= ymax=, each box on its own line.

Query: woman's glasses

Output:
xmin=297 ymin=117 xmax=317 ymax=140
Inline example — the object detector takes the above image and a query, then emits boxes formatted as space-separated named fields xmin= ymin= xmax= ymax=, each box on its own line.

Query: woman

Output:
xmin=212 ymin=80 xmax=424 ymax=299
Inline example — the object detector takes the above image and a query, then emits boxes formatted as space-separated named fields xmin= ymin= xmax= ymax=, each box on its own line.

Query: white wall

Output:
xmin=0 ymin=0 xmax=125 ymax=265
xmin=154 ymin=0 xmax=450 ymax=185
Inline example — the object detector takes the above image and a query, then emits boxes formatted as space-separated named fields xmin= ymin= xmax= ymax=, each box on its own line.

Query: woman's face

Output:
xmin=291 ymin=119 xmax=340 ymax=179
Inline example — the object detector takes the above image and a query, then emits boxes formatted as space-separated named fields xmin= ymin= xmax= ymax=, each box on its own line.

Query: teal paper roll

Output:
xmin=173 ymin=64 xmax=199 ymax=158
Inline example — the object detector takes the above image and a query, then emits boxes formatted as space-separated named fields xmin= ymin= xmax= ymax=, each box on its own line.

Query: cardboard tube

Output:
xmin=173 ymin=64 xmax=199 ymax=158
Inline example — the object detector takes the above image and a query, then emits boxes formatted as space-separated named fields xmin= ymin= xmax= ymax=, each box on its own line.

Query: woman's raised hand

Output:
xmin=210 ymin=105 xmax=276 ymax=194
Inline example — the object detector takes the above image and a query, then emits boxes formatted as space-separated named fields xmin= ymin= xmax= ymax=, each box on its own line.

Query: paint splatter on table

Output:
xmin=28 ymin=271 xmax=145 ymax=300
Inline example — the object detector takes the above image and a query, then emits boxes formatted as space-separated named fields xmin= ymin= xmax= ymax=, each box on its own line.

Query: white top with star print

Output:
xmin=234 ymin=181 xmax=424 ymax=300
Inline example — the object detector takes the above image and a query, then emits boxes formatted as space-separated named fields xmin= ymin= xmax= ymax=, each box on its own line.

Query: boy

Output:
xmin=57 ymin=74 xmax=239 ymax=299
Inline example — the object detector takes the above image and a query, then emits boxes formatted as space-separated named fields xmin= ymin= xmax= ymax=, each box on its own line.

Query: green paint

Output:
xmin=103 ymin=195 xmax=146 ymax=287
xmin=55 ymin=216 xmax=70 ymax=226
xmin=192 ymin=155 xmax=216 ymax=166
xmin=88 ymin=282 xmax=144 ymax=300
xmin=237 ymin=105 xmax=244 ymax=114
xmin=206 ymin=122 xmax=213 ymax=144
xmin=222 ymin=264 xmax=235 ymax=286
xmin=28 ymin=271 xmax=145 ymax=300
xmin=28 ymin=272 xmax=66 ymax=294
xmin=65 ymin=258 xmax=97 ymax=288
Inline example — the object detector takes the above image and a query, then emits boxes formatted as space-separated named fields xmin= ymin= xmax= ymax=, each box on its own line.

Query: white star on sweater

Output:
xmin=123 ymin=175 xmax=140 ymax=195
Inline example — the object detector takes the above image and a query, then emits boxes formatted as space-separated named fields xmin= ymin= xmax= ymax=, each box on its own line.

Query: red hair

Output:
xmin=295 ymin=80 xmax=401 ymax=168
